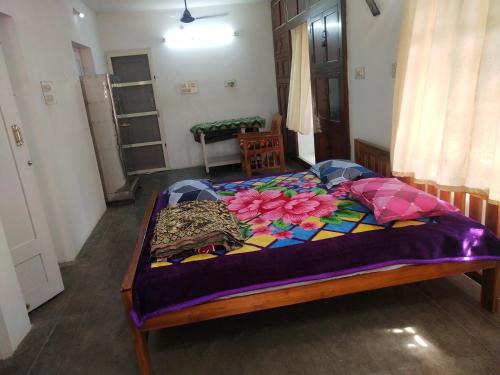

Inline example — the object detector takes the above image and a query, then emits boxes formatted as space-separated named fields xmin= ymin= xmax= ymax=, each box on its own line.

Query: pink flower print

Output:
xmin=262 ymin=193 xmax=336 ymax=224
xmin=223 ymin=189 xmax=286 ymax=221
xmin=252 ymin=225 xmax=272 ymax=235
xmin=302 ymin=182 xmax=317 ymax=189
xmin=331 ymin=184 xmax=351 ymax=198
xmin=273 ymin=230 xmax=293 ymax=239
xmin=300 ymin=221 xmax=320 ymax=230
xmin=251 ymin=217 xmax=267 ymax=225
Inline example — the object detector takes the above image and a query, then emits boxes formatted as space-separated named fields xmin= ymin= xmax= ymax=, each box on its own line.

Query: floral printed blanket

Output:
xmin=151 ymin=172 xmax=430 ymax=267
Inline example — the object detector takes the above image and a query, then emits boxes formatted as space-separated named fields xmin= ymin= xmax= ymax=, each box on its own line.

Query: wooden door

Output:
xmin=0 ymin=46 xmax=64 ymax=311
xmin=309 ymin=0 xmax=350 ymax=161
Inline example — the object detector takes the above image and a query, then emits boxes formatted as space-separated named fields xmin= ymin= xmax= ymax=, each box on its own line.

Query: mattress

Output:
xmin=131 ymin=171 xmax=500 ymax=327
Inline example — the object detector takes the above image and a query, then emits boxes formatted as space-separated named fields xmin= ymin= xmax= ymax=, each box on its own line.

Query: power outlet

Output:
xmin=224 ymin=80 xmax=237 ymax=88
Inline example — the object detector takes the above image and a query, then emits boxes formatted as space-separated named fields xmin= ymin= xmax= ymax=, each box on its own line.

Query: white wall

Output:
xmin=0 ymin=0 xmax=107 ymax=262
xmin=347 ymin=0 xmax=404 ymax=155
xmin=96 ymin=2 xmax=278 ymax=169
xmin=0 ymin=219 xmax=31 ymax=359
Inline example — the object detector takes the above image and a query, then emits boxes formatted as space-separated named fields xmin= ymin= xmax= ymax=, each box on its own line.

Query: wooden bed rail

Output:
xmin=354 ymin=139 xmax=500 ymax=237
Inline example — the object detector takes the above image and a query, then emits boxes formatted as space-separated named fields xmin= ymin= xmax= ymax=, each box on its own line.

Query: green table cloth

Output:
xmin=190 ymin=116 xmax=265 ymax=143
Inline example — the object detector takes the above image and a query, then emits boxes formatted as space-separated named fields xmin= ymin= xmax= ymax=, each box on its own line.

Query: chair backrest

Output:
xmin=271 ymin=113 xmax=283 ymax=134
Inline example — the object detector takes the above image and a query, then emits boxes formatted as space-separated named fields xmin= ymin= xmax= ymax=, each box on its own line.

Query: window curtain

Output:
xmin=287 ymin=23 xmax=314 ymax=134
xmin=391 ymin=0 xmax=500 ymax=203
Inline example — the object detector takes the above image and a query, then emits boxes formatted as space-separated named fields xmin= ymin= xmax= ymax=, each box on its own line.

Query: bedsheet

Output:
xmin=131 ymin=172 xmax=500 ymax=327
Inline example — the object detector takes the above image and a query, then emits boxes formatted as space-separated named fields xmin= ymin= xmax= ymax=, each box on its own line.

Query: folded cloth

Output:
xmin=150 ymin=200 xmax=244 ymax=259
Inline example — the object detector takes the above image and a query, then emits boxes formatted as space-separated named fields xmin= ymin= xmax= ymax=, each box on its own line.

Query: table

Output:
xmin=190 ymin=116 xmax=265 ymax=173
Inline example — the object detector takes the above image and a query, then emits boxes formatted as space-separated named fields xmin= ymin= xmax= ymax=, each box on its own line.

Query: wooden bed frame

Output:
xmin=122 ymin=139 xmax=500 ymax=375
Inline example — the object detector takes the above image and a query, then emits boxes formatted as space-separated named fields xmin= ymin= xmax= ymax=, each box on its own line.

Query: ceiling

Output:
xmin=82 ymin=0 xmax=265 ymax=13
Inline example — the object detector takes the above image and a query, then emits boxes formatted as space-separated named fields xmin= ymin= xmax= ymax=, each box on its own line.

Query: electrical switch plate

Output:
xmin=355 ymin=67 xmax=366 ymax=80
xmin=392 ymin=62 xmax=397 ymax=78
xmin=40 ymin=81 xmax=57 ymax=105
xmin=179 ymin=81 xmax=199 ymax=94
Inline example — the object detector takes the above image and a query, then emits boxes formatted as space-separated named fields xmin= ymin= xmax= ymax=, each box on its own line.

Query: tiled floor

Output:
xmin=1 ymin=163 xmax=499 ymax=375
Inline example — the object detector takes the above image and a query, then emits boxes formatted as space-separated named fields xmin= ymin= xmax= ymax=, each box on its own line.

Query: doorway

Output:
xmin=106 ymin=50 xmax=168 ymax=175
xmin=72 ymin=41 xmax=95 ymax=77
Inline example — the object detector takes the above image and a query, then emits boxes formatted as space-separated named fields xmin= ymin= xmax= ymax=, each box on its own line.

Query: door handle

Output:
xmin=11 ymin=125 xmax=24 ymax=146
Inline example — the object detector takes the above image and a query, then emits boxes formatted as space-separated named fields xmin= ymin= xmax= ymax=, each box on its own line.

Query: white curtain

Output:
xmin=287 ymin=23 xmax=314 ymax=134
xmin=391 ymin=0 xmax=500 ymax=203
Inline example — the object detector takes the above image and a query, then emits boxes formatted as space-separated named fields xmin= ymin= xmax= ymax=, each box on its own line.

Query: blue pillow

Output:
xmin=163 ymin=179 xmax=219 ymax=206
xmin=309 ymin=160 xmax=377 ymax=189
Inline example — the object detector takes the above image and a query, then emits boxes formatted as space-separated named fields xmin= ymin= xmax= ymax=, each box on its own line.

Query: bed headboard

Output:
xmin=354 ymin=139 xmax=500 ymax=237
xmin=354 ymin=139 xmax=391 ymax=177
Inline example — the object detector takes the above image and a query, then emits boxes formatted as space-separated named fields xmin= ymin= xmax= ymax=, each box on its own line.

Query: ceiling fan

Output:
xmin=179 ymin=0 xmax=229 ymax=23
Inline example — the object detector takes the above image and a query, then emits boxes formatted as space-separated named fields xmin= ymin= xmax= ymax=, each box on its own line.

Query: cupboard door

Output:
xmin=314 ymin=77 xmax=329 ymax=119
xmin=328 ymin=76 xmax=341 ymax=121
xmin=311 ymin=18 xmax=326 ymax=65
xmin=272 ymin=2 xmax=281 ymax=29
xmin=286 ymin=0 xmax=298 ymax=20
xmin=278 ymin=83 xmax=289 ymax=115
xmin=279 ymin=1 xmax=287 ymax=26
xmin=325 ymin=9 xmax=341 ymax=63
xmin=313 ymin=75 xmax=349 ymax=161
xmin=298 ymin=0 xmax=307 ymax=13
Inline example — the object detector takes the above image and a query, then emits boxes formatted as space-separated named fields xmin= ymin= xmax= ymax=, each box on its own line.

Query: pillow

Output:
xmin=164 ymin=179 xmax=219 ymax=206
xmin=346 ymin=178 xmax=459 ymax=224
xmin=310 ymin=160 xmax=377 ymax=189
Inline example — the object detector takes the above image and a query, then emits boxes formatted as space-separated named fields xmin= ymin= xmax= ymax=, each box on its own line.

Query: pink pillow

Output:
xmin=345 ymin=178 xmax=459 ymax=224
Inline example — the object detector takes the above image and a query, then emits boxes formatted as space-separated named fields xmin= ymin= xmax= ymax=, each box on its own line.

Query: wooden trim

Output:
xmin=121 ymin=191 xmax=158 ymax=292
xmin=354 ymin=139 xmax=391 ymax=177
xmin=141 ymin=260 xmax=497 ymax=331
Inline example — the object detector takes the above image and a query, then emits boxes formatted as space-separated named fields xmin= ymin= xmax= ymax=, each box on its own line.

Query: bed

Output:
xmin=122 ymin=139 xmax=500 ymax=375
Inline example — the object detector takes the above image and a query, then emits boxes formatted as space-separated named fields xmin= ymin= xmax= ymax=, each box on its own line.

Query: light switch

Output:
xmin=392 ymin=62 xmax=397 ymax=79
xmin=40 ymin=81 xmax=57 ymax=105
xmin=355 ymin=67 xmax=366 ymax=80
xmin=179 ymin=81 xmax=198 ymax=94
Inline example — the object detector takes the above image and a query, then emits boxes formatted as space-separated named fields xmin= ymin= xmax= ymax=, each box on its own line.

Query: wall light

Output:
xmin=163 ymin=24 xmax=235 ymax=50
xmin=73 ymin=8 xmax=85 ymax=18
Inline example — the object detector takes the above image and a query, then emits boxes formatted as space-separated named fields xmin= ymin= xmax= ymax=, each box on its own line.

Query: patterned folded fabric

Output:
xmin=346 ymin=178 xmax=459 ymax=224
xmin=164 ymin=179 xmax=219 ymax=206
xmin=310 ymin=160 xmax=377 ymax=189
xmin=150 ymin=201 xmax=244 ymax=259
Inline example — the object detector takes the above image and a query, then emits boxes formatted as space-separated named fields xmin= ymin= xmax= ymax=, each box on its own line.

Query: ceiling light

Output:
xmin=163 ymin=24 xmax=235 ymax=50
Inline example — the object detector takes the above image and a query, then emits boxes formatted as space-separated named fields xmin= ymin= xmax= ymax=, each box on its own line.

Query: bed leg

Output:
xmin=129 ymin=324 xmax=152 ymax=375
xmin=122 ymin=290 xmax=152 ymax=374
xmin=481 ymin=265 xmax=500 ymax=313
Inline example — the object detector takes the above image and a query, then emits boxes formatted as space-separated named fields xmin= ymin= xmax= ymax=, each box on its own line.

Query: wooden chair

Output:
xmin=238 ymin=113 xmax=286 ymax=176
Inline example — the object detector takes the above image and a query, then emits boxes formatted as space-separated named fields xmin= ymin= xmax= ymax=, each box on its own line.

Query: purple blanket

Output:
xmin=131 ymin=173 xmax=500 ymax=327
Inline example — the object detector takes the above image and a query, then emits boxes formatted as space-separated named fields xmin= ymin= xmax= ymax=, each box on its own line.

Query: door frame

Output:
xmin=105 ymin=48 xmax=170 ymax=172
xmin=0 ymin=44 xmax=64 ymax=311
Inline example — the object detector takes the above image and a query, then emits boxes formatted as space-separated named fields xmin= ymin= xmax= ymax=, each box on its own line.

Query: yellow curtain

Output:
xmin=287 ymin=23 xmax=313 ymax=134
xmin=392 ymin=0 xmax=500 ymax=203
